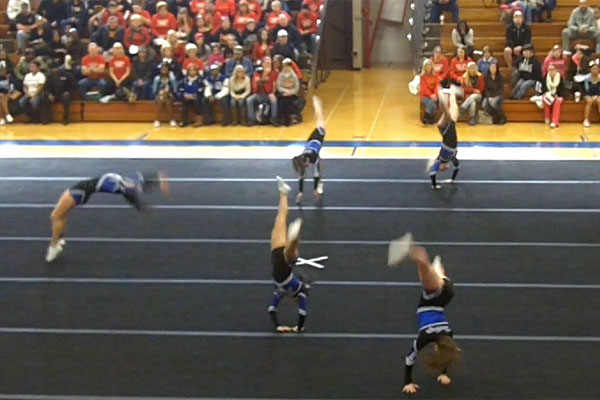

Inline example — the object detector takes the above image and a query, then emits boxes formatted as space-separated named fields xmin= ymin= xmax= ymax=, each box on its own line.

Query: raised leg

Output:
xmin=409 ymin=245 xmax=445 ymax=292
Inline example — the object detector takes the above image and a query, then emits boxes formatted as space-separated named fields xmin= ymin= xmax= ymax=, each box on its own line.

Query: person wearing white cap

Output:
xmin=272 ymin=28 xmax=297 ymax=61
xmin=151 ymin=1 xmax=177 ymax=44
xmin=124 ymin=14 xmax=152 ymax=57
xmin=101 ymin=42 xmax=135 ymax=103
xmin=562 ymin=0 xmax=600 ymax=53
xmin=183 ymin=43 xmax=205 ymax=73
xmin=503 ymin=10 xmax=531 ymax=68
xmin=203 ymin=63 xmax=231 ymax=126
xmin=276 ymin=58 xmax=299 ymax=126
xmin=459 ymin=61 xmax=483 ymax=126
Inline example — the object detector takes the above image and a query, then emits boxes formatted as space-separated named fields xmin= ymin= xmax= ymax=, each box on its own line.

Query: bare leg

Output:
xmin=313 ymin=95 xmax=325 ymax=129
xmin=584 ymin=97 xmax=593 ymax=122
xmin=50 ymin=190 xmax=76 ymax=246
xmin=271 ymin=181 xmax=290 ymax=250
xmin=409 ymin=245 xmax=444 ymax=292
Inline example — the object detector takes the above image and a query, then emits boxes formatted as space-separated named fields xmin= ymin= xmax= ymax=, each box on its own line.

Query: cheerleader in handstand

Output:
xmin=292 ymin=96 xmax=326 ymax=204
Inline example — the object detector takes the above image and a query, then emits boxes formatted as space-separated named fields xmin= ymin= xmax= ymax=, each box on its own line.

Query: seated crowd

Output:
xmin=1 ymin=0 xmax=323 ymax=126
xmin=420 ymin=0 xmax=600 ymax=128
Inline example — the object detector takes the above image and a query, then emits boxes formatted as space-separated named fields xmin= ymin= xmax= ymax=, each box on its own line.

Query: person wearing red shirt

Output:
xmin=247 ymin=56 xmax=279 ymax=126
xmin=420 ymin=59 xmax=439 ymax=125
xmin=79 ymin=42 xmax=107 ymax=98
xmin=303 ymin=0 xmax=323 ymax=18
xmin=252 ymin=29 xmax=271 ymax=62
xmin=233 ymin=1 xmax=255 ymax=34
xmin=129 ymin=1 xmax=151 ymax=26
xmin=183 ymin=43 xmax=205 ymax=74
xmin=190 ymin=0 xmax=209 ymax=17
xmin=542 ymin=45 xmax=569 ymax=78
xmin=102 ymin=42 xmax=133 ymax=102
xmin=215 ymin=0 xmax=236 ymax=18
xmin=431 ymin=46 xmax=449 ymax=84
xmin=246 ymin=0 xmax=262 ymax=22
xmin=100 ymin=3 xmax=126 ymax=28
xmin=449 ymin=45 xmax=472 ymax=85
xmin=460 ymin=61 xmax=484 ymax=125
xmin=124 ymin=14 xmax=151 ymax=53
xmin=151 ymin=1 xmax=177 ymax=44
xmin=206 ymin=3 xmax=223 ymax=35
xmin=297 ymin=4 xmax=317 ymax=54
xmin=265 ymin=1 xmax=291 ymax=31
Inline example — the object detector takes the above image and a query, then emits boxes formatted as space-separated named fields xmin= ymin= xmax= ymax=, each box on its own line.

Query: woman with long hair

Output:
xmin=252 ymin=28 xmax=272 ymax=62
xmin=229 ymin=64 xmax=251 ymax=125
xmin=460 ymin=61 xmax=484 ymax=125
xmin=483 ymin=62 xmax=506 ymax=125
xmin=451 ymin=20 xmax=474 ymax=57
xmin=420 ymin=59 xmax=439 ymax=125
xmin=448 ymin=45 xmax=472 ymax=85
xmin=388 ymin=234 xmax=461 ymax=395
xmin=542 ymin=63 xmax=564 ymax=128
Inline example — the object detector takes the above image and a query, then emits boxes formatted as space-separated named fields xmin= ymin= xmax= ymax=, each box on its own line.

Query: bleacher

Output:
xmin=420 ymin=0 xmax=600 ymax=122
xmin=0 ymin=0 xmax=314 ymax=123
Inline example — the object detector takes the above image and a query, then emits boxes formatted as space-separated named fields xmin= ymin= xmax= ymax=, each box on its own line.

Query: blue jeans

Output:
xmin=247 ymin=94 xmax=278 ymax=122
xmin=511 ymin=79 xmax=536 ymax=99
xmin=79 ymin=77 xmax=107 ymax=99
xmin=430 ymin=1 xmax=459 ymax=23
xmin=19 ymin=95 xmax=43 ymax=121
xmin=421 ymin=97 xmax=437 ymax=116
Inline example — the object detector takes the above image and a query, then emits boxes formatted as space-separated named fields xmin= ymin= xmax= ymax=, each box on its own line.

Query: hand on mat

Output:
xmin=402 ymin=383 xmax=419 ymax=395
xmin=292 ymin=326 xmax=304 ymax=333
xmin=276 ymin=325 xmax=294 ymax=333
xmin=437 ymin=374 xmax=451 ymax=386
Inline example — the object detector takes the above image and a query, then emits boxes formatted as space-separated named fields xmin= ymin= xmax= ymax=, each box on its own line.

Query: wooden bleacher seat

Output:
xmin=14 ymin=101 xmax=83 ymax=123
xmin=84 ymin=101 xmax=183 ymax=122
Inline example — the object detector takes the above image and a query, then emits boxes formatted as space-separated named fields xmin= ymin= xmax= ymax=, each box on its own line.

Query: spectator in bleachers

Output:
xmin=7 ymin=0 xmax=29 ymax=22
xmin=152 ymin=1 xmax=177 ymax=46
xmin=541 ymin=63 xmax=564 ymax=128
xmin=247 ymin=56 xmax=278 ymax=126
xmin=217 ymin=17 xmax=240 ymax=46
xmin=28 ymin=15 xmax=52 ymax=55
xmin=159 ymin=41 xmax=183 ymax=78
xmin=61 ymin=0 xmax=88 ymax=34
xmin=303 ymin=0 xmax=323 ymax=19
xmin=79 ymin=42 xmax=107 ymax=98
xmin=179 ymin=63 xmax=204 ymax=127
xmin=168 ymin=0 xmax=190 ymax=16
xmin=483 ymin=62 xmax=506 ymax=125
xmin=130 ymin=0 xmax=151 ymax=26
xmin=272 ymin=53 xmax=283 ymax=72
xmin=19 ymin=60 xmax=45 ymax=123
xmin=266 ymin=1 xmax=291 ymax=31
xmin=504 ymin=10 xmax=531 ymax=68
xmin=241 ymin=18 xmax=259 ymax=53
xmin=225 ymin=45 xmax=253 ymax=76
xmin=208 ymin=42 xmax=225 ymax=65
xmin=252 ymin=29 xmax=272 ymax=62
xmin=152 ymin=61 xmax=178 ymax=127
xmin=63 ymin=28 xmax=86 ymax=64
xmin=114 ymin=0 xmax=133 ymax=19
xmin=277 ymin=57 xmax=299 ymax=126
xmin=542 ymin=45 xmax=568 ymax=77
xmin=194 ymin=14 xmax=211 ymax=38
xmin=190 ymin=0 xmax=208 ymax=17
xmin=507 ymin=1 xmax=533 ymax=24
xmin=431 ymin=45 xmax=449 ymax=84
xmin=477 ymin=46 xmax=497 ymax=76
xmin=419 ymin=59 xmax=438 ymax=125
xmin=206 ymin=4 xmax=224 ymax=39
xmin=0 ymin=65 xmax=15 ymax=125
xmin=89 ymin=2 xmax=126 ymax=37
xmin=46 ymin=57 xmax=76 ymax=124
xmin=203 ymin=63 xmax=230 ymax=125
xmin=272 ymin=29 xmax=296 ymax=61
xmin=124 ymin=14 xmax=152 ymax=56
xmin=531 ymin=0 xmax=554 ymax=23
xmin=183 ymin=43 xmax=205 ymax=74
xmin=87 ymin=0 xmax=108 ymax=20
xmin=568 ymin=44 xmax=591 ymax=97
xmin=271 ymin=14 xmax=301 ymax=47
xmin=229 ymin=64 xmax=251 ymax=125
xmin=165 ymin=30 xmax=186 ymax=63
xmin=246 ymin=0 xmax=262 ymax=21
xmin=145 ymin=0 xmax=158 ymax=15
xmin=37 ymin=0 xmax=68 ymax=30
xmin=583 ymin=60 xmax=600 ymax=127
xmin=451 ymin=20 xmax=474 ymax=58
xmin=297 ymin=4 xmax=317 ymax=54
xmin=215 ymin=0 xmax=236 ymax=18
xmin=562 ymin=0 xmax=600 ymax=54
xmin=460 ymin=61 xmax=484 ymax=125
xmin=15 ymin=48 xmax=47 ymax=86
xmin=102 ymin=42 xmax=134 ymax=102
xmin=48 ymin=29 xmax=67 ymax=66
xmin=233 ymin=1 xmax=255 ymax=34
xmin=93 ymin=16 xmax=125 ymax=51
xmin=131 ymin=47 xmax=153 ymax=100
xmin=429 ymin=0 xmax=459 ymax=24
xmin=449 ymin=45 xmax=471 ymax=85
xmin=176 ymin=8 xmax=194 ymax=39
xmin=16 ymin=2 xmax=36 ymax=53
xmin=0 ymin=48 xmax=15 ymax=75
xmin=511 ymin=44 xmax=542 ymax=99
xmin=194 ymin=33 xmax=211 ymax=63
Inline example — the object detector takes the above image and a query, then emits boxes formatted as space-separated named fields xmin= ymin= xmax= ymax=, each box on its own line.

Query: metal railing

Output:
xmin=309 ymin=0 xmax=331 ymax=89
xmin=408 ymin=0 xmax=427 ymax=73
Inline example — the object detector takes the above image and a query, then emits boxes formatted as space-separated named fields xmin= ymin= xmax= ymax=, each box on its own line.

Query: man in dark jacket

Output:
xmin=272 ymin=29 xmax=297 ymax=61
xmin=37 ymin=0 xmax=69 ymax=30
xmin=46 ymin=57 xmax=76 ymax=124
xmin=511 ymin=44 xmax=542 ymax=99
xmin=504 ymin=11 xmax=531 ymax=68
xmin=269 ymin=14 xmax=301 ymax=48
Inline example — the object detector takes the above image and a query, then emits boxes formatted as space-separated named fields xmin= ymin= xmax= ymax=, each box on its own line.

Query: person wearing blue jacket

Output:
xmin=224 ymin=45 xmax=254 ymax=77
xmin=179 ymin=63 xmax=204 ymax=127
xmin=203 ymin=64 xmax=230 ymax=126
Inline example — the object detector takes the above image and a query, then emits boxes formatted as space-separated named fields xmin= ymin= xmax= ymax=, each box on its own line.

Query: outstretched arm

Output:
xmin=439 ymin=89 xmax=459 ymax=123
